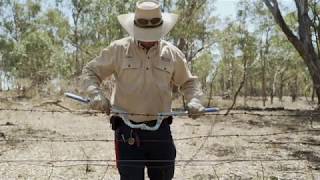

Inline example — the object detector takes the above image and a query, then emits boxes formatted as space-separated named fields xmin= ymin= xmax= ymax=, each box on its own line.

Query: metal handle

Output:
xmin=64 ymin=92 xmax=219 ymax=131
xmin=64 ymin=92 xmax=90 ymax=103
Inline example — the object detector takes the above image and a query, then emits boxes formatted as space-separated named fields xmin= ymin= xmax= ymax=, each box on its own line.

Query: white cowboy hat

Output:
xmin=117 ymin=0 xmax=178 ymax=42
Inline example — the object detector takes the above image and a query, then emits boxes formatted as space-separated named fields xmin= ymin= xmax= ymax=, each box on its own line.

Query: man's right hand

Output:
xmin=87 ymin=86 xmax=111 ymax=115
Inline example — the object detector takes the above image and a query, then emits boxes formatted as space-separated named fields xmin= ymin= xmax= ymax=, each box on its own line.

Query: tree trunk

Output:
xmin=242 ymin=45 xmax=248 ymax=107
xmin=72 ymin=1 xmax=84 ymax=76
xmin=261 ymin=47 xmax=266 ymax=106
xmin=263 ymin=0 xmax=320 ymax=107
xmin=207 ymin=80 xmax=214 ymax=107
xmin=279 ymin=76 xmax=284 ymax=102
xmin=270 ymin=71 xmax=276 ymax=105
xmin=182 ymin=95 xmax=187 ymax=110
xmin=260 ymin=28 xmax=270 ymax=106
xmin=220 ymin=72 xmax=225 ymax=95
xmin=270 ymin=89 xmax=274 ymax=104
xmin=231 ymin=59 xmax=234 ymax=93
xmin=312 ymin=87 xmax=315 ymax=102
xmin=243 ymin=72 xmax=248 ymax=106
xmin=301 ymin=54 xmax=320 ymax=106
xmin=290 ymin=74 xmax=298 ymax=102
xmin=226 ymin=63 xmax=232 ymax=93
xmin=207 ymin=69 xmax=218 ymax=107
xmin=225 ymin=58 xmax=232 ymax=99
xmin=310 ymin=67 xmax=320 ymax=105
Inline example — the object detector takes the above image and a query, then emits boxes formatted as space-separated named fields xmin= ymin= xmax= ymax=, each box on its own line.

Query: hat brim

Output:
xmin=118 ymin=13 xmax=178 ymax=42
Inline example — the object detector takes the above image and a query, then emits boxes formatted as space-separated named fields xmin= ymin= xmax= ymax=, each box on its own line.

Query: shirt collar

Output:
xmin=134 ymin=39 xmax=159 ymax=51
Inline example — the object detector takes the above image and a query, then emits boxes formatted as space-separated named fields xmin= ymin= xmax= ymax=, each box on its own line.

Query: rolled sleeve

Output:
xmin=82 ymin=45 xmax=116 ymax=91
xmin=172 ymin=50 xmax=203 ymax=102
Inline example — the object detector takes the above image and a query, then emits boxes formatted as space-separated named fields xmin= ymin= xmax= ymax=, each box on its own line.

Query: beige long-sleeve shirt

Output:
xmin=82 ymin=37 xmax=203 ymax=122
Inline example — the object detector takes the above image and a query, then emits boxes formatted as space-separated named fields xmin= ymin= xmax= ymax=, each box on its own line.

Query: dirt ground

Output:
xmin=0 ymin=94 xmax=320 ymax=180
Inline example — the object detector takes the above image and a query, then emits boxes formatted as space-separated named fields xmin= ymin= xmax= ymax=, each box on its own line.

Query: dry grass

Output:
xmin=0 ymin=93 xmax=319 ymax=179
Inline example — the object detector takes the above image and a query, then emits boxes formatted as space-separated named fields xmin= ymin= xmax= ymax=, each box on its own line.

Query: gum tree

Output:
xmin=263 ymin=0 xmax=320 ymax=107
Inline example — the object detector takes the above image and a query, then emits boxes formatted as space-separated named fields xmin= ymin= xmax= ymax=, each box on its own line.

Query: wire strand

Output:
xmin=0 ymin=129 xmax=319 ymax=143
xmin=0 ymin=158 xmax=312 ymax=164
xmin=1 ymin=107 xmax=319 ymax=171
xmin=1 ymin=107 xmax=320 ymax=117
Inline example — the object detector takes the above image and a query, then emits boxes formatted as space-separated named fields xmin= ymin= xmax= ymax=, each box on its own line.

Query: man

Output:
xmin=82 ymin=0 xmax=205 ymax=179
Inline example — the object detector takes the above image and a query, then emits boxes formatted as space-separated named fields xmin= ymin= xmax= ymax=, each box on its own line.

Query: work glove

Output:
xmin=87 ymin=86 xmax=111 ymax=115
xmin=187 ymin=98 xmax=205 ymax=119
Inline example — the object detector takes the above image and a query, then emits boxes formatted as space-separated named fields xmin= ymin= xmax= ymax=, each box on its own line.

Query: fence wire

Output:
xmin=1 ymin=107 xmax=320 ymax=117
xmin=0 ymin=106 xmax=319 ymax=177
xmin=0 ymin=158 xmax=315 ymax=167
xmin=0 ymin=126 xmax=319 ymax=143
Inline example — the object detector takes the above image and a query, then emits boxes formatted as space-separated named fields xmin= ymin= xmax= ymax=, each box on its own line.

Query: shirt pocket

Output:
xmin=153 ymin=56 xmax=174 ymax=84
xmin=119 ymin=57 xmax=142 ymax=84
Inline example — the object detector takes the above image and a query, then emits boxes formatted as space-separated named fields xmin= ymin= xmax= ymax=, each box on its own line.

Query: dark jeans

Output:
xmin=112 ymin=116 xmax=176 ymax=180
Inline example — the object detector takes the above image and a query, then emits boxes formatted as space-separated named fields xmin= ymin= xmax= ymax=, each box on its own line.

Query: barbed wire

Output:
xmin=1 ymin=107 xmax=319 ymax=174
xmin=0 ymin=129 xmax=319 ymax=143
xmin=248 ymin=141 xmax=320 ymax=146
xmin=0 ymin=158 xmax=318 ymax=174
xmin=1 ymin=107 xmax=320 ymax=117
xmin=0 ymin=161 xmax=315 ymax=177
xmin=0 ymin=157 xmax=314 ymax=166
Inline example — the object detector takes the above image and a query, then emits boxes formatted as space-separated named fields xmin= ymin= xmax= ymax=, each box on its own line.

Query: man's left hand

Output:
xmin=187 ymin=98 xmax=205 ymax=119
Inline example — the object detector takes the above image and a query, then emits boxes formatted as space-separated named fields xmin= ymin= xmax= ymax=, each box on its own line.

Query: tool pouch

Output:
xmin=110 ymin=115 xmax=123 ymax=130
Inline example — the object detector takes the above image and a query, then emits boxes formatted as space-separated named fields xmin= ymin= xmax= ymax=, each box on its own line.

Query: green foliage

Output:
xmin=169 ymin=0 xmax=217 ymax=63
xmin=0 ymin=0 xmax=71 ymax=83
xmin=43 ymin=9 xmax=70 ymax=42
xmin=0 ymin=0 xmax=317 ymax=100
xmin=193 ymin=51 xmax=213 ymax=91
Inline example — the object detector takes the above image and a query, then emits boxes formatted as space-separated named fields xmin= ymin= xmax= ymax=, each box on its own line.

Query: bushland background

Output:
xmin=0 ymin=0 xmax=320 ymax=179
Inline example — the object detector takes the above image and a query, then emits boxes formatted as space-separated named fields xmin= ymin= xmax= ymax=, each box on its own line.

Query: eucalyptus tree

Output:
xmin=309 ymin=0 xmax=320 ymax=102
xmin=67 ymin=0 xmax=93 ymax=75
xmin=215 ymin=21 xmax=239 ymax=96
xmin=268 ymin=31 xmax=302 ymax=102
xmin=56 ymin=0 xmax=138 ymax=75
xmin=40 ymin=8 xmax=71 ymax=77
xmin=161 ymin=0 xmax=218 ymax=107
xmin=250 ymin=1 xmax=276 ymax=106
xmin=309 ymin=0 xmax=320 ymax=60
xmin=79 ymin=0 xmax=137 ymax=58
xmin=0 ymin=0 xmax=36 ymax=73
xmin=192 ymin=51 xmax=214 ymax=93
xmin=0 ymin=0 xmax=74 ymax=88
xmin=263 ymin=0 xmax=320 ymax=107
xmin=234 ymin=0 xmax=258 ymax=107
xmin=0 ymin=1 xmax=47 ymax=79
xmin=169 ymin=0 xmax=217 ymax=71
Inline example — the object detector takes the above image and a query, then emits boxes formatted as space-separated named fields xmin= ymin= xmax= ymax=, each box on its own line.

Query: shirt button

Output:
xmin=128 ymin=64 xmax=131 ymax=67
xmin=146 ymin=67 xmax=149 ymax=70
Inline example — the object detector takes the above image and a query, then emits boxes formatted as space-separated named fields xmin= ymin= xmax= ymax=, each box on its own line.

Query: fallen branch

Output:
xmin=34 ymin=100 xmax=72 ymax=111
xmin=225 ymin=79 xmax=245 ymax=116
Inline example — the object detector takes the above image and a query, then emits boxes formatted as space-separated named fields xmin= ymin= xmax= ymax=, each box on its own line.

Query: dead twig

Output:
xmin=212 ymin=166 xmax=220 ymax=180
xmin=260 ymin=161 xmax=265 ymax=180
xmin=33 ymin=100 xmax=72 ymax=111
xmin=48 ymin=138 xmax=55 ymax=180
xmin=99 ymin=164 xmax=110 ymax=180
xmin=306 ymin=160 xmax=315 ymax=180
xmin=182 ymin=116 xmax=216 ymax=168
xmin=80 ymin=146 xmax=94 ymax=174
xmin=47 ymin=164 xmax=54 ymax=180
xmin=224 ymin=79 xmax=245 ymax=116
